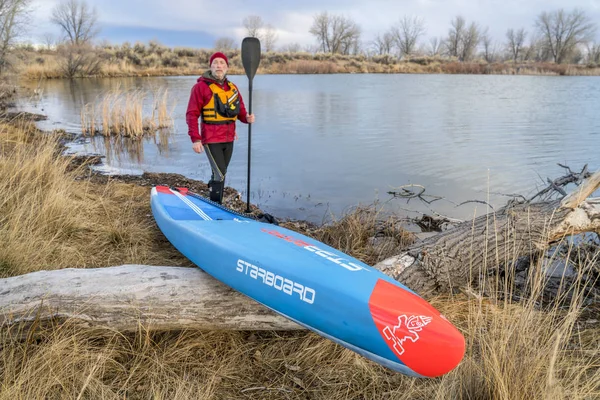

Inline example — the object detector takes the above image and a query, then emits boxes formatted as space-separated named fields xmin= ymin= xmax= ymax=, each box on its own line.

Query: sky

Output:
xmin=26 ymin=0 xmax=600 ymax=50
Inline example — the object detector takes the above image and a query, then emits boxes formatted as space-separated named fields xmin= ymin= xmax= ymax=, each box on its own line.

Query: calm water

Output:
xmin=18 ymin=74 xmax=600 ymax=223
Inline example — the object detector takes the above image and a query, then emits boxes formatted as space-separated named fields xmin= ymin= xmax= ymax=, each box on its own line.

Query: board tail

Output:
xmin=369 ymin=279 xmax=465 ymax=378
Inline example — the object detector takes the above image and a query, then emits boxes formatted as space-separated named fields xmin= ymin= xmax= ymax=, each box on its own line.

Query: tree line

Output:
xmin=232 ymin=9 xmax=599 ymax=65
xmin=302 ymin=9 xmax=598 ymax=65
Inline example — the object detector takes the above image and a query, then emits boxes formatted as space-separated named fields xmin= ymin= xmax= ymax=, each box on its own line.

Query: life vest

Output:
xmin=201 ymin=81 xmax=240 ymax=125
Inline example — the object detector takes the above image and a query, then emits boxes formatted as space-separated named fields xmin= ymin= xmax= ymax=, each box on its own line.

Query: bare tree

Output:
xmin=40 ymin=32 xmax=56 ymax=50
xmin=428 ymin=37 xmax=444 ymax=56
xmin=243 ymin=15 xmax=263 ymax=38
xmin=310 ymin=12 xmax=329 ymax=52
xmin=51 ymin=0 xmax=99 ymax=45
xmin=303 ymin=44 xmax=319 ymax=54
xmin=309 ymin=12 xmax=332 ymax=52
xmin=346 ymin=38 xmax=361 ymax=55
xmin=535 ymin=8 xmax=597 ymax=64
xmin=0 ymin=0 xmax=31 ymax=73
xmin=262 ymin=24 xmax=278 ymax=52
xmin=56 ymin=42 xmax=101 ymax=78
xmin=50 ymin=0 xmax=101 ymax=78
xmin=214 ymin=37 xmax=235 ymax=51
xmin=480 ymin=27 xmax=496 ymax=63
xmin=571 ymin=46 xmax=585 ymax=64
xmin=460 ymin=22 xmax=480 ymax=61
xmin=506 ymin=28 xmax=527 ymax=63
xmin=445 ymin=16 xmax=466 ymax=58
xmin=309 ymin=12 xmax=361 ymax=54
xmin=242 ymin=15 xmax=277 ymax=51
xmin=371 ymin=30 xmax=394 ymax=55
xmin=280 ymin=42 xmax=302 ymax=53
xmin=445 ymin=16 xmax=481 ymax=61
xmin=523 ymin=34 xmax=544 ymax=62
xmin=586 ymin=42 xmax=600 ymax=64
xmin=391 ymin=15 xmax=426 ymax=58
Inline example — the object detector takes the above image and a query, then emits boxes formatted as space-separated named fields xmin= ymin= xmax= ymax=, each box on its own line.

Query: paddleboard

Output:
xmin=150 ymin=186 xmax=465 ymax=378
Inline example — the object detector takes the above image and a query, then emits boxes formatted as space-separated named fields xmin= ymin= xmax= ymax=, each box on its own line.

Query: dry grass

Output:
xmin=305 ymin=206 xmax=415 ymax=265
xmin=0 ymin=120 xmax=186 ymax=277
xmin=454 ymin=258 xmax=600 ymax=399
xmin=19 ymin=55 xmax=64 ymax=80
xmin=11 ymin=45 xmax=600 ymax=79
xmin=80 ymin=87 xmax=174 ymax=137
xmin=0 ymin=121 xmax=599 ymax=399
xmin=0 ymin=278 xmax=597 ymax=399
xmin=271 ymin=60 xmax=344 ymax=74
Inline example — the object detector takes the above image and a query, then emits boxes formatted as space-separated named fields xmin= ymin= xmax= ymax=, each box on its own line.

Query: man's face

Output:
xmin=211 ymin=58 xmax=228 ymax=79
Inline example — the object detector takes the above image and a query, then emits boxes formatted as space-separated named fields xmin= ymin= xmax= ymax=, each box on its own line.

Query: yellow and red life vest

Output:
xmin=201 ymin=82 xmax=240 ymax=125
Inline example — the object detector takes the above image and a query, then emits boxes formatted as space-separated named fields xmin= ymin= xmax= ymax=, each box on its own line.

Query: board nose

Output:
xmin=368 ymin=279 xmax=465 ymax=378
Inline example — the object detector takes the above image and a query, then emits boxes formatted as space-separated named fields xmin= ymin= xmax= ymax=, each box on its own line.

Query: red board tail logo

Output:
xmin=369 ymin=279 xmax=465 ymax=378
xmin=383 ymin=315 xmax=432 ymax=356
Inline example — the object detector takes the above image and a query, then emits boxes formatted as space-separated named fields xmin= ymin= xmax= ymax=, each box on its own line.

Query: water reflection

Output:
xmin=154 ymin=128 xmax=173 ymax=156
xmin=88 ymin=128 xmax=174 ymax=165
xmin=98 ymin=135 xmax=144 ymax=165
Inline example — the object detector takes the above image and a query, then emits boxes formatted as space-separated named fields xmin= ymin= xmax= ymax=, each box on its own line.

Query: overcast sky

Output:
xmin=27 ymin=0 xmax=600 ymax=49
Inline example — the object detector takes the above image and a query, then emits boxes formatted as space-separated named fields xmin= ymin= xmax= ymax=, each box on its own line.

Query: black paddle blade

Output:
xmin=241 ymin=37 xmax=261 ymax=81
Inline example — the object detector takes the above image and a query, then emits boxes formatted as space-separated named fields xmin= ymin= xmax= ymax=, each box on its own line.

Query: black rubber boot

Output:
xmin=209 ymin=180 xmax=224 ymax=204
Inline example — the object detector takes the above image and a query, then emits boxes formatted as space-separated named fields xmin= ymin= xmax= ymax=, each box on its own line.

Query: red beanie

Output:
xmin=209 ymin=52 xmax=229 ymax=66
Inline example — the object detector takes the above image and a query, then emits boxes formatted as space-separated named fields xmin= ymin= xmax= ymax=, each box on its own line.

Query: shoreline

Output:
xmin=13 ymin=48 xmax=600 ymax=80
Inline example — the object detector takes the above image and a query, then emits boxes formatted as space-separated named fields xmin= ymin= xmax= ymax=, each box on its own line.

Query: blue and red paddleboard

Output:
xmin=151 ymin=186 xmax=465 ymax=378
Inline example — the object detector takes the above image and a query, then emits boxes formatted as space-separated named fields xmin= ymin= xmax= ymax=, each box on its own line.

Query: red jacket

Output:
xmin=186 ymin=73 xmax=249 ymax=144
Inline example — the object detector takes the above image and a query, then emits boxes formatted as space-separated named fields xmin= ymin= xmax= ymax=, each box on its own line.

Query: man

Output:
xmin=186 ymin=51 xmax=255 ymax=204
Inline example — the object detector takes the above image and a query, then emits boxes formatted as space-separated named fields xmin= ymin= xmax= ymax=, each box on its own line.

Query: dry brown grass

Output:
xmin=0 ymin=121 xmax=598 ymax=399
xmin=11 ymin=46 xmax=600 ymax=80
xmin=0 ymin=282 xmax=597 ymax=399
xmin=271 ymin=60 xmax=343 ymax=74
xmin=20 ymin=58 xmax=64 ymax=80
xmin=306 ymin=206 xmax=415 ymax=265
xmin=0 ymin=120 xmax=186 ymax=277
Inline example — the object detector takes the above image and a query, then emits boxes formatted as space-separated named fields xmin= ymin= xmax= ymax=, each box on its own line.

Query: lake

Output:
xmin=18 ymin=73 xmax=600 ymax=224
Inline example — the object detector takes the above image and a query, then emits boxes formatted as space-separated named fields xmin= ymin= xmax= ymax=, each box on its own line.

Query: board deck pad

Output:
xmin=151 ymin=186 xmax=465 ymax=377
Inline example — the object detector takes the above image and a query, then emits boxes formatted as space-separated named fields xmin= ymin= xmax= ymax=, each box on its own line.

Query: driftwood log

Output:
xmin=1 ymin=171 xmax=599 ymax=331
xmin=0 ymin=265 xmax=301 ymax=332
xmin=375 ymin=171 xmax=600 ymax=294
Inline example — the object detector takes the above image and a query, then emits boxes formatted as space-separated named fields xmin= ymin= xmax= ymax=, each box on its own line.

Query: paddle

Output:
xmin=241 ymin=37 xmax=261 ymax=213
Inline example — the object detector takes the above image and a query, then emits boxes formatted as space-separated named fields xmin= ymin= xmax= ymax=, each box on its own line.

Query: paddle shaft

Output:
xmin=241 ymin=37 xmax=260 ymax=214
xmin=245 ymin=80 xmax=253 ymax=213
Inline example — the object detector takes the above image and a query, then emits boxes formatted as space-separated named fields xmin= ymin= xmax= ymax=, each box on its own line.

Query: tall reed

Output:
xmin=80 ymin=87 xmax=174 ymax=137
xmin=155 ymin=88 xmax=174 ymax=128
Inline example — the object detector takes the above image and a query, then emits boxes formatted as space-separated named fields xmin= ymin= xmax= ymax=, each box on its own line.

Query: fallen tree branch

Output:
xmin=387 ymin=184 xmax=445 ymax=204
xmin=0 ymin=265 xmax=302 ymax=332
xmin=374 ymin=170 xmax=600 ymax=295
xmin=529 ymin=164 xmax=592 ymax=202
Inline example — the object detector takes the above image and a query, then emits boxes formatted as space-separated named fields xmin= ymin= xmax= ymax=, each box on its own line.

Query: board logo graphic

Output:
xmin=382 ymin=315 xmax=433 ymax=356
xmin=261 ymin=228 xmax=370 ymax=272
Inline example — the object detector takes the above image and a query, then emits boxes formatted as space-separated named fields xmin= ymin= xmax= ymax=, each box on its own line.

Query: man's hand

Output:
xmin=247 ymin=114 xmax=255 ymax=124
xmin=192 ymin=141 xmax=204 ymax=153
